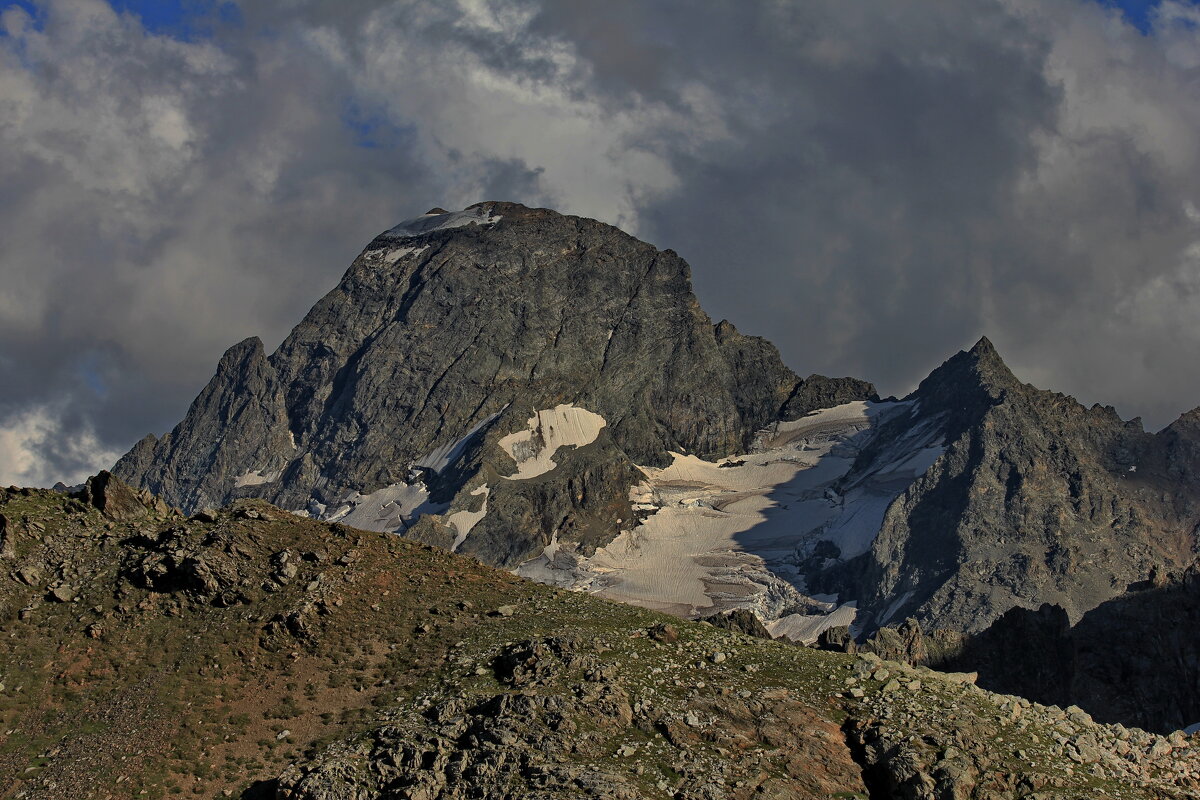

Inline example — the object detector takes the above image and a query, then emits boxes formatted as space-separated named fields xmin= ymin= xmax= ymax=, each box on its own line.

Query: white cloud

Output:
xmin=306 ymin=0 xmax=713 ymax=231
xmin=6 ymin=0 xmax=1200 ymax=486
xmin=0 ymin=405 xmax=121 ymax=487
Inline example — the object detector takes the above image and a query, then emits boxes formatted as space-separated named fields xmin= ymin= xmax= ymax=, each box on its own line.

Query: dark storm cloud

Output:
xmin=599 ymin=0 xmax=1061 ymax=386
xmin=3 ymin=0 xmax=1200 ymax=484
xmin=535 ymin=0 xmax=1200 ymax=426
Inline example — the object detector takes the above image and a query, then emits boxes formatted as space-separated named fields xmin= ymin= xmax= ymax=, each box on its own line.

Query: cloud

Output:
xmin=535 ymin=0 xmax=1200 ymax=427
xmin=0 ymin=0 xmax=443 ymax=480
xmin=0 ymin=404 xmax=121 ymax=487
xmin=3 ymin=0 xmax=1200 ymax=485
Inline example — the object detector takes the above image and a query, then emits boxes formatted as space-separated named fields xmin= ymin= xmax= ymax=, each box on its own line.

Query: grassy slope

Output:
xmin=0 ymin=487 xmax=1196 ymax=799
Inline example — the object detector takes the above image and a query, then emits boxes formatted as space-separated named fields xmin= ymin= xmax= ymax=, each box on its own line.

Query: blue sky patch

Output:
xmin=0 ymin=1 xmax=239 ymax=40
xmin=1107 ymin=0 xmax=1157 ymax=32
xmin=109 ymin=0 xmax=192 ymax=33
xmin=1093 ymin=0 xmax=1200 ymax=33
xmin=0 ymin=1 xmax=41 ymax=32
xmin=109 ymin=0 xmax=240 ymax=39
xmin=342 ymin=100 xmax=419 ymax=151
xmin=75 ymin=357 xmax=109 ymax=400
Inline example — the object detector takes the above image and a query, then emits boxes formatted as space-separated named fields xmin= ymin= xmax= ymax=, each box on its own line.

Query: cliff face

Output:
xmin=812 ymin=338 xmax=1200 ymax=633
xmin=114 ymin=202 xmax=871 ymax=566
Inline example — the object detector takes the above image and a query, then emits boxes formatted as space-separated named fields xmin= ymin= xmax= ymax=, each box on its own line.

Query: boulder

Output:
xmin=81 ymin=471 xmax=152 ymax=522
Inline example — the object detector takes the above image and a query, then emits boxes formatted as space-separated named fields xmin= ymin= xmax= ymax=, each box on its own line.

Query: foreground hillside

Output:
xmin=1 ymin=477 xmax=1198 ymax=799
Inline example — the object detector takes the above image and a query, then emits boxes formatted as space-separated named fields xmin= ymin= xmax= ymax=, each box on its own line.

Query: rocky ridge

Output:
xmin=279 ymin=628 xmax=1200 ymax=800
xmin=114 ymin=202 xmax=873 ymax=570
xmin=3 ymin=475 xmax=1199 ymax=799
xmin=808 ymin=337 xmax=1200 ymax=634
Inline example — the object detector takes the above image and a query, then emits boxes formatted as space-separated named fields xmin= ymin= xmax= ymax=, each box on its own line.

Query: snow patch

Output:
xmin=818 ymin=491 xmax=893 ymax=561
xmin=448 ymin=485 xmax=490 ymax=552
xmin=515 ymin=400 xmax=945 ymax=629
xmin=768 ymin=602 xmax=858 ymax=644
xmin=326 ymin=481 xmax=448 ymax=534
xmin=383 ymin=206 xmax=502 ymax=239
xmin=877 ymin=590 xmax=915 ymax=627
xmin=382 ymin=244 xmax=429 ymax=264
xmin=516 ymin=532 xmax=583 ymax=588
xmin=498 ymin=404 xmax=606 ymax=480
xmin=233 ymin=469 xmax=281 ymax=488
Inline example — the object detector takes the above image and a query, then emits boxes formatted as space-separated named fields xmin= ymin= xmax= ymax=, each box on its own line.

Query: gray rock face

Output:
xmin=698 ymin=607 xmax=773 ymax=640
xmin=811 ymin=337 xmax=1200 ymax=634
xmin=0 ymin=513 xmax=12 ymax=560
xmin=934 ymin=568 xmax=1200 ymax=733
xmin=80 ymin=470 xmax=167 ymax=521
xmin=114 ymin=202 xmax=872 ymax=566
xmin=116 ymin=337 xmax=291 ymax=514
xmin=780 ymin=373 xmax=878 ymax=420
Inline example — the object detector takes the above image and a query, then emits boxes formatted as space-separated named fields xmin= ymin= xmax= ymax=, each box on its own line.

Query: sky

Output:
xmin=4 ymin=0 xmax=1200 ymax=486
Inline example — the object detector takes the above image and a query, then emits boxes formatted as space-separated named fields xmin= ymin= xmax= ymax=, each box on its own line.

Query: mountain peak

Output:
xmin=960 ymin=335 xmax=1017 ymax=384
xmin=380 ymin=202 xmax=570 ymax=241
xmin=1165 ymin=405 xmax=1200 ymax=434
xmin=952 ymin=335 xmax=1015 ymax=379
xmin=968 ymin=335 xmax=996 ymax=357
xmin=216 ymin=336 xmax=265 ymax=372
xmin=114 ymin=202 xmax=813 ymax=529
xmin=913 ymin=335 xmax=1019 ymax=412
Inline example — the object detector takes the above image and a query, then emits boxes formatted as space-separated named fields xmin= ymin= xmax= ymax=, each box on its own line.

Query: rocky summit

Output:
xmin=113 ymin=202 xmax=871 ymax=570
xmin=810 ymin=336 xmax=1200 ymax=634
xmin=108 ymin=202 xmax=1200 ymax=747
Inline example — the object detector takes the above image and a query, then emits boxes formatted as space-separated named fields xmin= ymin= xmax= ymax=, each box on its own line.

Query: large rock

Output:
xmin=80 ymin=470 xmax=157 ymax=521
xmin=114 ymin=202 xmax=872 ymax=566
xmin=780 ymin=373 xmax=878 ymax=420
xmin=698 ymin=607 xmax=773 ymax=639
xmin=0 ymin=514 xmax=13 ymax=559
xmin=810 ymin=337 xmax=1200 ymax=634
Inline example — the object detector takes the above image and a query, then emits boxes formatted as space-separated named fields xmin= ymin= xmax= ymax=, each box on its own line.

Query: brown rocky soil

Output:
xmin=2 ymin=476 xmax=1199 ymax=799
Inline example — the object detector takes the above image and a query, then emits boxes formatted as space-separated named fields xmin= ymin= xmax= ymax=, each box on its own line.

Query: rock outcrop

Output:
xmin=699 ymin=607 xmax=774 ymax=639
xmin=80 ymin=470 xmax=168 ymax=521
xmin=808 ymin=338 xmax=1200 ymax=634
xmin=113 ymin=202 xmax=872 ymax=568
